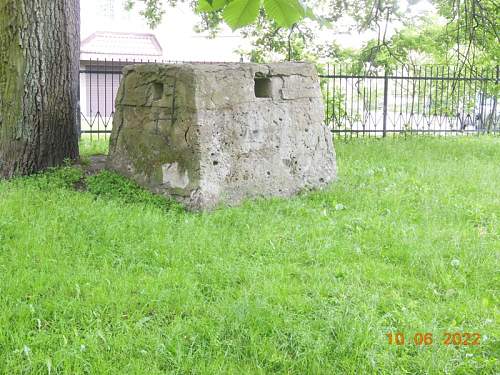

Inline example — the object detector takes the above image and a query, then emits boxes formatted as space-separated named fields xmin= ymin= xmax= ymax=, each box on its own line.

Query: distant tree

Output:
xmin=127 ymin=0 xmax=498 ymax=66
xmin=434 ymin=0 xmax=499 ymax=67
xmin=0 ymin=0 xmax=80 ymax=178
xmin=339 ymin=1 xmax=498 ymax=72
xmin=126 ymin=0 xmax=407 ymax=61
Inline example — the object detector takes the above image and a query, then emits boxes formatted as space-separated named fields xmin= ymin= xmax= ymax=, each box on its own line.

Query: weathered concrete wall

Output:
xmin=108 ymin=63 xmax=336 ymax=210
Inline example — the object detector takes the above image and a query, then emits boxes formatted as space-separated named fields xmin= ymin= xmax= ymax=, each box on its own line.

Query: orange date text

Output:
xmin=386 ymin=332 xmax=480 ymax=346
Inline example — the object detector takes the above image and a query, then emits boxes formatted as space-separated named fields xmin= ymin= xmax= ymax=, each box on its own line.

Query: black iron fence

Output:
xmin=320 ymin=65 xmax=499 ymax=137
xmin=80 ymin=61 xmax=123 ymax=136
xmin=79 ymin=60 xmax=499 ymax=138
xmin=79 ymin=58 xmax=225 ymax=137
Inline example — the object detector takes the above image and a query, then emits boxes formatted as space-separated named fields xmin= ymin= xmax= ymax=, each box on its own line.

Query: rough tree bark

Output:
xmin=0 ymin=0 xmax=80 ymax=178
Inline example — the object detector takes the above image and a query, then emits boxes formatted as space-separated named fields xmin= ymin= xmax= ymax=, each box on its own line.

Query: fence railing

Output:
xmin=79 ymin=58 xmax=228 ymax=137
xmin=79 ymin=60 xmax=499 ymax=138
xmin=320 ymin=65 xmax=499 ymax=137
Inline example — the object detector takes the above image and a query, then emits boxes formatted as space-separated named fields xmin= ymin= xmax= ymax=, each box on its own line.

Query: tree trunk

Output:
xmin=0 ymin=0 xmax=80 ymax=178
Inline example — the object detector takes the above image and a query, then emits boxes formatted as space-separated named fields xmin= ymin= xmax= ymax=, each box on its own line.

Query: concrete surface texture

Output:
xmin=108 ymin=62 xmax=337 ymax=210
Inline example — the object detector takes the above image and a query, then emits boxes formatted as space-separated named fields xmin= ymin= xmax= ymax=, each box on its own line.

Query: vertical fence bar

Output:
xmin=104 ymin=58 xmax=107 ymax=136
xmin=374 ymin=71 xmax=379 ymax=136
xmin=455 ymin=66 xmax=462 ymax=133
xmin=429 ymin=65 xmax=434 ymax=135
xmin=382 ymin=69 xmax=389 ymax=138
xmin=439 ymin=66 xmax=445 ymax=135
xmin=361 ymin=71 xmax=370 ymax=137
xmin=399 ymin=66 xmax=404 ymax=135
xmin=392 ymin=67 xmax=397 ymax=135
xmin=77 ymin=57 xmax=81 ymax=139
xmin=343 ymin=64 xmax=349 ymax=139
xmin=350 ymin=68 xmax=355 ymax=137
xmin=339 ymin=65 xmax=345 ymax=139
xmin=332 ymin=65 xmax=336 ymax=135
xmin=111 ymin=58 xmax=114 ymax=131
xmin=368 ymin=70 xmax=373 ymax=136
xmin=89 ymin=58 xmax=93 ymax=139
xmin=466 ymin=65 xmax=475 ymax=136
xmin=495 ymin=66 xmax=499 ymax=135
xmin=326 ymin=63 xmax=330 ymax=129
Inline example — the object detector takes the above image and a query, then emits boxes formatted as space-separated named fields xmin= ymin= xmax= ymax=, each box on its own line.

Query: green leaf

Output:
xmin=209 ymin=0 xmax=226 ymax=10
xmin=197 ymin=0 xmax=226 ymax=12
xmin=197 ymin=0 xmax=212 ymax=11
xmin=263 ymin=0 xmax=305 ymax=27
xmin=222 ymin=0 xmax=261 ymax=30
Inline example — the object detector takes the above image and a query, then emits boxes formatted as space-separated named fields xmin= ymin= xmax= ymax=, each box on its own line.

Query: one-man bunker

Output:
xmin=108 ymin=63 xmax=337 ymax=210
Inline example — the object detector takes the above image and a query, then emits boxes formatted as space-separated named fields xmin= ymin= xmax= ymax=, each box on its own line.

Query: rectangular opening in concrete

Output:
xmin=254 ymin=77 xmax=272 ymax=98
xmin=152 ymin=82 xmax=164 ymax=101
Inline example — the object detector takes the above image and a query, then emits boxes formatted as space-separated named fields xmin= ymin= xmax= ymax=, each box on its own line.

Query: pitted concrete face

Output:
xmin=107 ymin=62 xmax=337 ymax=210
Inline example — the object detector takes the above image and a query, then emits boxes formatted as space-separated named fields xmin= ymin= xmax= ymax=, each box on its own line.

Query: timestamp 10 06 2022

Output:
xmin=387 ymin=332 xmax=481 ymax=346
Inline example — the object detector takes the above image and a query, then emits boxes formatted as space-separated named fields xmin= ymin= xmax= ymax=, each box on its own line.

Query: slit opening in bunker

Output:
xmin=254 ymin=77 xmax=272 ymax=98
xmin=152 ymin=82 xmax=164 ymax=101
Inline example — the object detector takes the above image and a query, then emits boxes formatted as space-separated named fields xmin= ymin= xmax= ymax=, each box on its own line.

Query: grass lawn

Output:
xmin=0 ymin=136 xmax=498 ymax=374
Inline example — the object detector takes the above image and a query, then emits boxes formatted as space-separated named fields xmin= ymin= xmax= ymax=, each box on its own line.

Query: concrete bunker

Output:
xmin=108 ymin=62 xmax=337 ymax=210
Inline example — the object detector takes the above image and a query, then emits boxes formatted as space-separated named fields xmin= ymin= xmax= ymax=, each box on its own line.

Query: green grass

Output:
xmin=79 ymin=137 xmax=109 ymax=158
xmin=0 ymin=137 xmax=498 ymax=374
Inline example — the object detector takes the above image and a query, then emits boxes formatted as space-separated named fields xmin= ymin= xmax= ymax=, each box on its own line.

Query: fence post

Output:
xmin=77 ymin=68 xmax=81 ymax=139
xmin=382 ymin=69 xmax=389 ymax=137
xmin=496 ymin=66 xmax=499 ymax=134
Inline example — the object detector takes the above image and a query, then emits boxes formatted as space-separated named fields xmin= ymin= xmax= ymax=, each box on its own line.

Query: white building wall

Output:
xmin=80 ymin=0 xmax=248 ymax=62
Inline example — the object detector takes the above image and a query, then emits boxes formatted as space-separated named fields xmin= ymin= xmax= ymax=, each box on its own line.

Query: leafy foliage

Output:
xmin=197 ymin=0 xmax=226 ymax=11
xmin=262 ymin=0 xmax=305 ymax=28
xmin=125 ymin=0 xmax=498 ymax=68
xmin=222 ymin=0 xmax=261 ymax=29
xmin=8 ymin=145 xmax=183 ymax=214
xmin=127 ymin=0 xmax=309 ymax=29
xmin=435 ymin=0 xmax=499 ymax=59
xmin=125 ymin=0 xmax=167 ymax=28
xmin=86 ymin=171 xmax=184 ymax=213
xmin=11 ymin=163 xmax=84 ymax=190
xmin=337 ymin=12 xmax=498 ymax=73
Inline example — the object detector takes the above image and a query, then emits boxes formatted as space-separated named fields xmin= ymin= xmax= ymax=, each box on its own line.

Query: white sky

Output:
xmin=80 ymin=0 xmax=437 ymax=62
xmin=81 ymin=0 xmax=249 ymax=61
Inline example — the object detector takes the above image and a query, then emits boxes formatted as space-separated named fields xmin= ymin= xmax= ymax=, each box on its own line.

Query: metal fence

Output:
xmin=79 ymin=60 xmax=499 ymax=138
xmin=79 ymin=58 xmax=226 ymax=137
xmin=80 ymin=60 xmax=123 ymax=137
xmin=320 ymin=65 xmax=499 ymax=137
